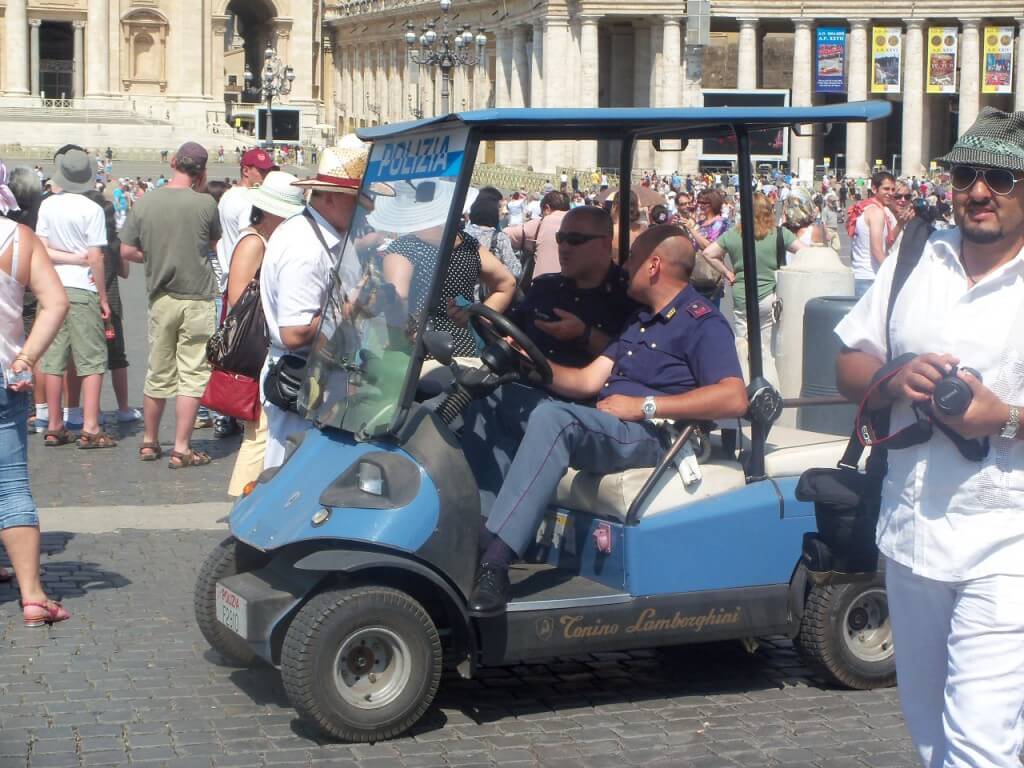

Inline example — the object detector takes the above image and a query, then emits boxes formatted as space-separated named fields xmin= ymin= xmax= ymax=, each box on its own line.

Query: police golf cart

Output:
xmin=195 ymin=102 xmax=895 ymax=742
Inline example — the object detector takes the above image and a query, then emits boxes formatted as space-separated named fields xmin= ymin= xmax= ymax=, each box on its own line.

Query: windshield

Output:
xmin=299 ymin=125 xmax=471 ymax=437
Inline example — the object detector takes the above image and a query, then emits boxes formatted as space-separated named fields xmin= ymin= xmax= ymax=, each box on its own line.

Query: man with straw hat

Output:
xmin=837 ymin=107 xmax=1024 ymax=767
xmin=259 ymin=135 xmax=368 ymax=469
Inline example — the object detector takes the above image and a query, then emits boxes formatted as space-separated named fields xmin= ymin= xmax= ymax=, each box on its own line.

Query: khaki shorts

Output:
xmin=39 ymin=288 xmax=108 ymax=377
xmin=144 ymin=294 xmax=215 ymax=399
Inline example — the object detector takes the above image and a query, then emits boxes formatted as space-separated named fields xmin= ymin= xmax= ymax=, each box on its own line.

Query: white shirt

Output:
xmin=261 ymin=205 xmax=340 ymax=359
xmin=836 ymin=228 xmax=1024 ymax=581
xmin=507 ymin=199 xmax=524 ymax=226
xmin=215 ymin=185 xmax=252 ymax=290
xmin=850 ymin=202 xmax=895 ymax=281
xmin=36 ymin=192 xmax=106 ymax=293
xmin=525 ymin=200 xmax=542 ymax=220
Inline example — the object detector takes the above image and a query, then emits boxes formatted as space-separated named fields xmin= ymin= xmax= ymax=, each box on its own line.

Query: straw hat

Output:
xmin=292 ymin=134 xmax=369 ymax=194
xmin=366 ymin=178 xmax=458 ymax=234
xmin=246 ymin=171 xmax=306 ymax=219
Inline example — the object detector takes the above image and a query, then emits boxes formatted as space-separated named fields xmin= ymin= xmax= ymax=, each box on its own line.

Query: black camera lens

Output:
xmin=932 ymin=365 xmax=980 ymax=417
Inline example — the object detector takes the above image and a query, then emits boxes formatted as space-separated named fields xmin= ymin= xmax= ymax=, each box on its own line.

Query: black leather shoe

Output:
xmin=214 ymin=416 xmax=241 ymax=438
xmin=468 ymin=565 xmax=510 ymax=614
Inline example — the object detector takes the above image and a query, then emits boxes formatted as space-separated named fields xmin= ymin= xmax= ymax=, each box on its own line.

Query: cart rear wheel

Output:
xmin=281 ymin=586 xmax=442 ymax=742
xmin=796 ymin=574 xmax=896 ymax=689
xmin=193 ymin=536 xmax=270 ymax=667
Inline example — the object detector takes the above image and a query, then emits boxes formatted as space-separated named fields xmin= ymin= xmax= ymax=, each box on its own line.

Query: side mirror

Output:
xmin=422 ymin=330 xmax=455 ymax=366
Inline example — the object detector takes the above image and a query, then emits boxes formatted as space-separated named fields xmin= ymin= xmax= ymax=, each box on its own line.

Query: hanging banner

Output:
xmin=815 ymin=27 xmax=847 ymax=93
xmin=982 ymin=26 xmax=1014 ymax=94
xmin=871 ymin=27 xmax=902 ymax=93
xmin=926 ymin=28 xmax=958 ymax=93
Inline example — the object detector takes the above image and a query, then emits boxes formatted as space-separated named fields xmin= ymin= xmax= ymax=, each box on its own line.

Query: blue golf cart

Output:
xmin=194 ymin=102 xmax=895 ymax=742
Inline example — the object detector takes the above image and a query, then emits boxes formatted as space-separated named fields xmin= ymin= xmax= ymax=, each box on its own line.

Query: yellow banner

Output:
xmin=982 ymin=26 xmax=1014 ymax=94
xmin=871 ymin=27 xmax=902 ymax=93
xmin=926 ymin=27 xmax=958 ymax=94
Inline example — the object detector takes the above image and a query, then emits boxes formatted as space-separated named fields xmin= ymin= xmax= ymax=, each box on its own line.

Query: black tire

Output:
xmin=281 ymin=586 xmax=442 ymax=743
xmin=193 ymin=536 xmax=270 ymax=667
xmin=796 ymin=574 xmax=896 ymax=690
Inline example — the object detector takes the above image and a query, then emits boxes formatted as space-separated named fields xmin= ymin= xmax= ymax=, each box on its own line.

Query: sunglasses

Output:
xmin=950 ymin=165 xmax=1022 ymax=196
xmin=555 ymin=231 xmax=606 ymax=246
xmin=894 ymin=193 xmax=913 ymax=200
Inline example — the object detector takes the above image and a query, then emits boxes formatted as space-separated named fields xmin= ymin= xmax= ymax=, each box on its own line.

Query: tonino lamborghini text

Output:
xmin=559 ymin=607 xmax=743 ymax=639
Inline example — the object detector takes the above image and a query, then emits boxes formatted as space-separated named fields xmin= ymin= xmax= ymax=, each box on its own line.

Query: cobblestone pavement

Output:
xmin=0 ymin=528 xmax=917 ymax=768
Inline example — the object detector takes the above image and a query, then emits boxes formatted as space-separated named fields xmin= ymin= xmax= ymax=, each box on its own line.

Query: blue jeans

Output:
xmin=854 ymin=278 xmax=874 ymax=298
xmin=0 ymin=388 xmax=39 ymax=529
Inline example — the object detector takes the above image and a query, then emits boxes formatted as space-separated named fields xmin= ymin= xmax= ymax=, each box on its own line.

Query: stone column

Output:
xmin=73 ymin=21 xmax=86 ymax=99
xmin=29 ymin=19 xmax=41 ymax=97
xmin=900 ymin=20 xmax=926 ymax=177
xmin=789 ymin=18 xmax=815 ymax=174
xmin=494 ymin=28 xmax=512 ymax=108
xmin=390 ymin=42 xmax=401 ymax=122
xmin=845 ymin=19 xmax=870 ymax=177
xmin=1015 ymin=18 xmax=1024 ymax=113
xmin=680 ymin=41 xmax=703 ymax=172
xmin=737 ymin=18 xmax=760 ymax=90
xmin=544 ymin=17 xmax=569 ymax=171
xmin=4 ymin=0 xmax=29 ymax=95
xmin=660 ymin=16 xmax=683 ymax=173
xmin=528 ymin=20 xmax=545 ymax=169
xmin=511 ymin=26 xmax=529 ymax=107
xmin=86 ymin=0 xmax=109 ymax=95
xmin=959 ymin=20 xmax=981 ymax=137
xmin=577 ymin=15 xmax=600 ymax=170
xmin=212 ymin=15 xmax=229 ymax=104
xmin=610 ymin=25 xmax=633 ymax=107
xmin=352 ymin=48 xmax=363 ymax=123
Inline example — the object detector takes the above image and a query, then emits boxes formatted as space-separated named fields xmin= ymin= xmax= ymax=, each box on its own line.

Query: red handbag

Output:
xmin=201 ymin=369 xmax=261 ymax=422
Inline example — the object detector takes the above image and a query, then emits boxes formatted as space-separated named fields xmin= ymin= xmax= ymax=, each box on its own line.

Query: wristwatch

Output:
xmin=642 ymin=396 xmax=658 ymax=420
xmin=1000 ymin=405 xmax=1020 ymax=440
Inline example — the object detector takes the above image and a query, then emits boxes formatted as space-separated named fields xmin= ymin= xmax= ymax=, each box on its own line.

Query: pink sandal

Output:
xmin=21 ymin=600 xmax=70 ymax=628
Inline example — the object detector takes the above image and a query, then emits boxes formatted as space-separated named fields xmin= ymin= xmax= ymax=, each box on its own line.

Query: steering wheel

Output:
xmin=466 ymin=303 xmax=553 ymax=386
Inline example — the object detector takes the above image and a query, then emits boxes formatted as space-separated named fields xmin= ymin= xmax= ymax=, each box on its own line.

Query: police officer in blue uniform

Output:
xmin=467 ymin=225 xmax=749 ymax=613
xmin=510 ymin=206 xmax=636 ymax=367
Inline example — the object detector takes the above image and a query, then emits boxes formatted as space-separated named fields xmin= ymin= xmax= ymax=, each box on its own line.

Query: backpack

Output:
xmin=845 ymin=196 xmax=882 ymax=237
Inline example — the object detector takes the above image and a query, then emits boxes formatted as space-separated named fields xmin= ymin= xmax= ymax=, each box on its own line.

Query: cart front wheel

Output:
xmin=281 ymin=586 xmax=442 ymax=742
xmin=796 ymin=575 xmax=896 ymax=690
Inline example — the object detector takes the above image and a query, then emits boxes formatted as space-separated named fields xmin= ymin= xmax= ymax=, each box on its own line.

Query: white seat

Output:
xmin=553 ymin=424 xmax=851 ymax=523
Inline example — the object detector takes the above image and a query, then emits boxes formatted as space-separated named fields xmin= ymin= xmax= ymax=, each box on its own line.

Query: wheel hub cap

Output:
xmin=842 ymin=587 xmax=894 ymax=664
xmin=333 ymin=627 xmax=412 ymax=711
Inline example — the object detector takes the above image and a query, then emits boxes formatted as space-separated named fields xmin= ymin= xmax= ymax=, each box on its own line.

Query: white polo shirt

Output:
xmin=260 ymin=205 xmax=340 ymax=360
xmin=215 ymin=185 xmax=253 ymax=290
xmin=836 ymin=228 xmax=1024 ymax=582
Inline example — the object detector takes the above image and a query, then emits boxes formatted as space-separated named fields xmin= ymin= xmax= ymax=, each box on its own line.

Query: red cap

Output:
xmin=241 ymin=148 xmax=278 ymax=171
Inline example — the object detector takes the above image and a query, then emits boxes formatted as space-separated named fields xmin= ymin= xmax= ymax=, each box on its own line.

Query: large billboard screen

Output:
xmin=699 ymin=90 xmax=789 ymax=161
xmin=256 ymin=107 xmax=301 ymax=143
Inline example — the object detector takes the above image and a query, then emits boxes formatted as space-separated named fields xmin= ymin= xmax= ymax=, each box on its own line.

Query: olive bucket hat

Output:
xmin=937 ymin=106 xmax=1024 ymax=172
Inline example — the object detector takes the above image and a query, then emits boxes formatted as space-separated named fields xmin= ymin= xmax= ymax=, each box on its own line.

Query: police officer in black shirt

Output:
xmin=465 ymin=225 xmax=748 ymax=613
xmin=511 ymin=206 xmax=636 ymax=367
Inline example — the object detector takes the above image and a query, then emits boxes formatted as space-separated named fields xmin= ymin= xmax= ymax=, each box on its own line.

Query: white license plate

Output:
xmin=216 ymin=583 xmax=248 ymax=638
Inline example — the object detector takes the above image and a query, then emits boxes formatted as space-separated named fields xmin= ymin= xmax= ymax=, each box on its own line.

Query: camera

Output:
xmin=932 ymin=365 xmax=981 ymax=417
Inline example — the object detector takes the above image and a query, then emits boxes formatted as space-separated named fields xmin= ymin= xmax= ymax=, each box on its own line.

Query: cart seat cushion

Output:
xmin=554 ymin=425 xmax=853 ymax=522
xmin=554 ymin=460 xmax=747 ymax=523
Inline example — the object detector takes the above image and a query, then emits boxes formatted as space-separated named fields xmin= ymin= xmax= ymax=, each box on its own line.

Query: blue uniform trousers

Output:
xmin=462 ymin=384 xmax=665 ymax=557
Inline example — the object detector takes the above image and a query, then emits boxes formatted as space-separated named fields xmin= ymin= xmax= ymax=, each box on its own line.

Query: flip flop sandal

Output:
xmin=21 ymin=599 xmax=71 ymax=628
xmin=43 ymin=428 xmax=74 ymax=447
xmin=139 ymin=442 xmax=163 ymax=462
xmin=168 ymin=449 xmax=212 ymax=469
xmin=77 ymin=431 xmax=118 ymax=449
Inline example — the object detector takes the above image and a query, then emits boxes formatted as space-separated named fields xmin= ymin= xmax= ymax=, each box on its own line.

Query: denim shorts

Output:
xmin=0 ymin=388 xmax=39 ymax=529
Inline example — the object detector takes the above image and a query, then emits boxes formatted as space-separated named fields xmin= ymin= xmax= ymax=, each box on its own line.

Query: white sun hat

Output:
xmin=366 ymin=178 xmax=458 ymax=234
xmin=245 ymin=171 xmax=306 ymax=219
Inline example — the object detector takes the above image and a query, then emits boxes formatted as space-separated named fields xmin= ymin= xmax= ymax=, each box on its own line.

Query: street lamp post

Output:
xmin=404 ymin=0 xmax=486 ymax=115
xmin=365 ymin=91 xmax=382 ymax=124
xmin=408 ymin=92 xmax=424 ymax=120
xmin=245 ymin=45 xmax=295 ymax=148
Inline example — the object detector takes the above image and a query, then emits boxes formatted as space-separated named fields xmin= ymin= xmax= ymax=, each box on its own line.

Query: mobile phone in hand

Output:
xmin=533 ymin=307 xmax=559 ymax=323
xmin=1 ymin=364 xmax=32 ymax=388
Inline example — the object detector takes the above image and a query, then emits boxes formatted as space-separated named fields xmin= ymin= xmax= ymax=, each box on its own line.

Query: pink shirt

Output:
xmin=505 ymin=210 xmax=567 ymax=279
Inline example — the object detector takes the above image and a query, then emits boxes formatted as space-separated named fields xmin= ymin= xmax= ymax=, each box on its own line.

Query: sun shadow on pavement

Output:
xmin=0 ymin=531 xmax=132 ymax=607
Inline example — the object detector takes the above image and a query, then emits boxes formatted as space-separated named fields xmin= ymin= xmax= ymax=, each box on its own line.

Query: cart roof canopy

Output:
xmin=358 ymin=101 xmax=892 ymax=143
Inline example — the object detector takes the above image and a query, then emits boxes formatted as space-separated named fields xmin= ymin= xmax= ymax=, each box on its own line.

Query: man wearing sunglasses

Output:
xmin=835 ymin=107 xmax=1024 ymax=768
xmin=464 ymin=225 xmax=748 ymax=614
xmin=506 ymin=206 xmax=636 ymax=368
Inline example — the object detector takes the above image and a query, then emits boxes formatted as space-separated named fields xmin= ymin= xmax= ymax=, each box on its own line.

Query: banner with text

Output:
xmin=926 ymin=27 xmax=958 ymax=93
xmin=871 ymin=27 xmax=902 ymax=93
xmin=815 ymin=27 xmax=847 ymax=92
xmin=982 ymin=26 xmax=1014 ymax=94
